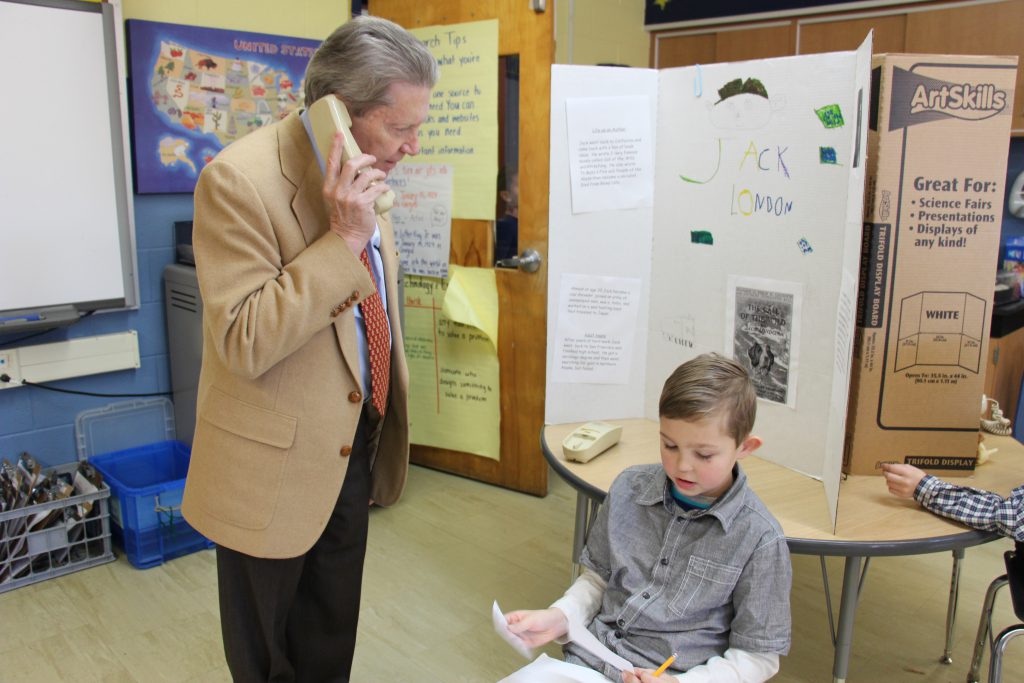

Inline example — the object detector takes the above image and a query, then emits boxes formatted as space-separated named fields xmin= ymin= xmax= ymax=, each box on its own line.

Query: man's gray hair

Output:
xmin=304 ymin=16 xmax=439 ymax=116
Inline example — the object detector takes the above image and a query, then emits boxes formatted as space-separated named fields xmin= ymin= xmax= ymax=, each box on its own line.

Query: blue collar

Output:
xmin=670 ymin=487 xmax=713 ymax=510
xmin=634 ymin=463 xmax=748 ymax=533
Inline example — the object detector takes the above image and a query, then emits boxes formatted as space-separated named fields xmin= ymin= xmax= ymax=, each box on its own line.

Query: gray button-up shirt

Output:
xmin=565 ymin=463 xmax=792 ymax=677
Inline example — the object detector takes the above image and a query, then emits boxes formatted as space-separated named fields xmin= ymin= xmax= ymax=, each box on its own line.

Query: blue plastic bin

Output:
xmin=89 ymin=440 xmax=213 ymax=569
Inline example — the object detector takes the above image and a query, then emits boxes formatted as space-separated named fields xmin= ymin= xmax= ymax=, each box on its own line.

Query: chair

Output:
xmin=1013 ymin=370 xmax=1023 ymax=443
xmin=967 ymin=541 xmax=1024 ymax=682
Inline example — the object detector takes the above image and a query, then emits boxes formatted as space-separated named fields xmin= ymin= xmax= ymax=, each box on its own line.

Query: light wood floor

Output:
xmin=1 ymin=464 xmax=1022 ymax=682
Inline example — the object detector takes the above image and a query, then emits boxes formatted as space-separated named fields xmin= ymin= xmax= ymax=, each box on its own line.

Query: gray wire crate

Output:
xmin=0 ymin=462 xmax=115 ymax=594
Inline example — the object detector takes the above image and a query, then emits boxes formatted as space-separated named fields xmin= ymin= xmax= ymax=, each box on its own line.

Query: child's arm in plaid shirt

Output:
xmin=914 ymin=476 xmax=1024 ymax=542
xmin=882 ymin=462 xmax=1024 ymax=542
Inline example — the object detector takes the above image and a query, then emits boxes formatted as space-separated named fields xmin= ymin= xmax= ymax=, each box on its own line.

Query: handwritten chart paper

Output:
xmin=553 ymin=274 xmax=642 ymax=385
xmin=410 ymin=20 xmax=498 ymax=219
xmin=404 ymin=267 xmax=500 ymax=460
xmin=566 ymin=96 xmax=655 ymax=214
xmin=390 ymin=162 xmax=453 ymax=278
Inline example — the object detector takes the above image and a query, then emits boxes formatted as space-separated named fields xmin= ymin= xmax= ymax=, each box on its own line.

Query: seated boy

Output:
xmin=506 ymin=353 xmax=792 ymax=682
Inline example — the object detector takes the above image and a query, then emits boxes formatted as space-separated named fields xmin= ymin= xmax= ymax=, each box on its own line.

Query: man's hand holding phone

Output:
xmin=307 ymin=94 xmax=396 ymax=254
xmin=323 ymin=129 xmax=390 ymax=254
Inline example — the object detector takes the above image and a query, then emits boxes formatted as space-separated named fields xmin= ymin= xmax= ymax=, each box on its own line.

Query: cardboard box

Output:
xmin=844 ymin=53 xmax=1017 ymax=476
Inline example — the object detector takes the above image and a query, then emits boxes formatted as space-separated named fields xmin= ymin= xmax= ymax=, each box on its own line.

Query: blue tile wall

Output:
xmin=0 ymin=194 xmax=193 ymax=467
xmin=0 ymin=425 xmax=75 ymax=469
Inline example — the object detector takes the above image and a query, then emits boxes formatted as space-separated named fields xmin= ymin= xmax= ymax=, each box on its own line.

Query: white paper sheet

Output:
xmin=565 ymin=95 xmax=654 ymax=214
xmin=553 ymin=274 xmax=642 ymax=385
xmin=492 ymin=601 xmax=634 ymax=674
xmin=498 ymin=654 xmax=614 ymax=683
xmin=830 ymin=269 xmax=857 ymax=411
xmin=491 ymin=601 xmax=534 ymax=660
xmin=389 ymin=162 xmax=454 ymax=278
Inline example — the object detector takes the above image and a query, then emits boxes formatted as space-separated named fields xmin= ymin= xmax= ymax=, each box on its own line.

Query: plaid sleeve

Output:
xmin=915 ymin=475 xmax=1024 ymax=542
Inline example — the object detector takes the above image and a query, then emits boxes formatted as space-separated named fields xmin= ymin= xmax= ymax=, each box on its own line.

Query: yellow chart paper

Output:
xmin=404 ymin=267 xmax=500 ymax=459
xmin=409 ymin=20 xmax=498 ymax=219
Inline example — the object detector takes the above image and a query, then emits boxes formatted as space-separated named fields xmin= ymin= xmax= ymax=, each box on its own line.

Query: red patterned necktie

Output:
xmin=359 ymin=248 xmax=391 ymax=416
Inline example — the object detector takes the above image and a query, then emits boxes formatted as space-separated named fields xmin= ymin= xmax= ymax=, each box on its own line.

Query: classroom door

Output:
xmin=372 ymin=0 xmax=553 ymax=495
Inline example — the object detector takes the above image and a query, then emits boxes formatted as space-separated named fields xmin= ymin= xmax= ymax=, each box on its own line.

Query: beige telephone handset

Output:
xmin=562 ymin=421 xmax=623 ymax=463
xmin=306 ymin=94 xmax=395 ymax=214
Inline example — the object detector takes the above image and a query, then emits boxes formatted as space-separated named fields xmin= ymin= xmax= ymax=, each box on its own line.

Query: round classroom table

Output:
xmin=542 ymin=419 xmax=1021 ymax=683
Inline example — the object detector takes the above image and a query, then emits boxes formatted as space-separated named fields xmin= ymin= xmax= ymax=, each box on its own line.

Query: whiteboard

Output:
xmin=0 ymin=0 xmax=136 ymax=324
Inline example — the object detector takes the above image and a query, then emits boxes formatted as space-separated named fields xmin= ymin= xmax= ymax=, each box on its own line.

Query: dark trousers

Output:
xmin=216 ymin=407 xmax=375 ymax=683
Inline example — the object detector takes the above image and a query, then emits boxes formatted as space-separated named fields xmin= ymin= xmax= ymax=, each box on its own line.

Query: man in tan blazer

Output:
xmin=181 ymin=17 xmax=437 ymax=681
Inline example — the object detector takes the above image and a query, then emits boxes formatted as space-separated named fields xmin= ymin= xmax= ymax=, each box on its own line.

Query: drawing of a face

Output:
xmin=431 ymin=203 xmax=449 ymax=227
xmin=709 ymin=77 xmax=777 ymax=131
xmin=710 ymin=93 xmax=772 ymax=130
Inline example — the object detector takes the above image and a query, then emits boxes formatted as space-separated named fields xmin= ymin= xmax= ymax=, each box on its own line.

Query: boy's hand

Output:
xmin=622 ymin=669 xmax=674 ymax=683
xmin=881 ymin=463 xmax=927 ymax=499
xmin=505 ymin=608 xmax=569 ymax=647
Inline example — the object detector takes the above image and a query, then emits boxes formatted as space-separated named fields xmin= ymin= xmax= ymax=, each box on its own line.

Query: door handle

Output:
xmin=496 ymin=248 xmax=542 ymax=273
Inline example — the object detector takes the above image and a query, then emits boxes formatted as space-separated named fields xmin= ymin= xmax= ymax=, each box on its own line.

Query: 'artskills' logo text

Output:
xmin=888 ymin=65 xmax=1012 ymax=131
xmin=909 ymin=83 xmax=1006 ymax=120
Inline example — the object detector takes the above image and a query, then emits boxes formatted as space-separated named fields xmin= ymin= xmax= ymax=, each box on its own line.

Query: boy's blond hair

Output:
xmin=658 ymin=353 xmax=757 ymax=445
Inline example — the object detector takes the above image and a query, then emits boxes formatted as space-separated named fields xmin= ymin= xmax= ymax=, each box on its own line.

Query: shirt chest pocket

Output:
xmin=668 ymin=555 xmax=743 ymax=618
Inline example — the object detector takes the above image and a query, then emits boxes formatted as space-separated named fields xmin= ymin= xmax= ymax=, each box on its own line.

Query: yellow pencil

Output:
xmin=652 ymin=653 xmax=678 ymax=677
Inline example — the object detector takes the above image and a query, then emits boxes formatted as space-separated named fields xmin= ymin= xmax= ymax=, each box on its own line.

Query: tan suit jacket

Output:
xmin=181 ymin=112 xmax=410 ymax=559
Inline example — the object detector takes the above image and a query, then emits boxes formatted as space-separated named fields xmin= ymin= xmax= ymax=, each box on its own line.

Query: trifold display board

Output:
xmin=545 ymin=37 xmax=872 ymax=527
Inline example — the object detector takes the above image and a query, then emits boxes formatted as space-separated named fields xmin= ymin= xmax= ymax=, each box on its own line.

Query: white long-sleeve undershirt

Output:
xmin=550 ymin=568 xmax=780 ymax=682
